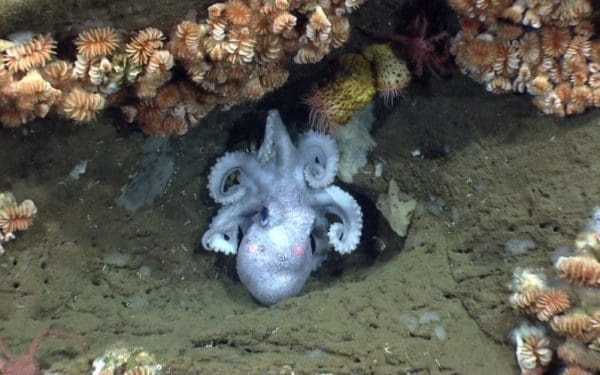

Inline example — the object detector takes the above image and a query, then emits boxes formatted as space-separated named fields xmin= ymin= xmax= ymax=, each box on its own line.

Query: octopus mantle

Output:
xmin=202 ymin=110 xmax=363 ymax=305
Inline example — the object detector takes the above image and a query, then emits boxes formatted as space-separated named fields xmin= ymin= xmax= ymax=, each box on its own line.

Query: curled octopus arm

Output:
xmin=257 ymin=110 xmax=296 ymax=168
xmin=201 ymin=197 xmax=262 ymax=254
xmin=207 ymin=151 xmax=267 ymax=205
xmin=310 ymin=186 xmax=363 ymax=254
xmin=297 ymin=131 xmax=339 ymax=188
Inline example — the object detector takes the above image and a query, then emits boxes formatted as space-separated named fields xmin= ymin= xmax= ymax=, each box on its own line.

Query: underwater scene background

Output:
xmin=0 ymin=0 xmax=599 ymax=373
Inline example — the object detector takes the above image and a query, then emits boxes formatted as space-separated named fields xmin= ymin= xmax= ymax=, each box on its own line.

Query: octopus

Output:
xmin=202 ymin=110 xmax=363 ymax=305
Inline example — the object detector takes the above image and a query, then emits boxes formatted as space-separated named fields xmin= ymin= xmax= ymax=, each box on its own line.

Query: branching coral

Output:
xmin=448 ymin=0 xmax=599 ymax=117
xmin=0 ymin=192 xmax=37 ymax=255
xmin=508 ymin=208 xmax=600 ymax=374
xmin=0 ymin=0 xmax=368 ymax=136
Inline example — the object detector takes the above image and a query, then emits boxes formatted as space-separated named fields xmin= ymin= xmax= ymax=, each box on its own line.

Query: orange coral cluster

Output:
xmin=123 ymin=0 xmax=364 ymax=136
xmin=0 ymin=192 xmax=37 ymax=255
xmin=140 ymin=0 xmax=357 ymax=123
xmin=448 ymin=0 xmax=591 ymax=27
xmin=0 ymin=0 xmax=366 ymax=136
xmin=508 ymin=210 xmax=600 ymax=374
xmin=448 ymin=0 xmax=600 ymax=117
xmin=0 ymin=30 xmax=112 ymax=127
xmin=0 ymin=34 xmax=60 ymax=127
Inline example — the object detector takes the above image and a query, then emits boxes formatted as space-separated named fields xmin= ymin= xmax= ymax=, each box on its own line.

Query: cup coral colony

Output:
xmin=448 ymin=0 xmax=598 ymax=117
xmin=508 ymin=209 xmax=600 ymax=374
xmin=0 ymin=0 xmax=367 ymax=135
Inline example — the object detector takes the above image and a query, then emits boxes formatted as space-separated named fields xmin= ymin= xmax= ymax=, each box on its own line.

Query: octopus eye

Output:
xmin=260 ymin=206 xmax=269 ymax=225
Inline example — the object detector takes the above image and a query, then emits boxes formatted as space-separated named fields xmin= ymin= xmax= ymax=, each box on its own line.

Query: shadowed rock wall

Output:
xmin=0 ymin=0 xmax=212 ymax=37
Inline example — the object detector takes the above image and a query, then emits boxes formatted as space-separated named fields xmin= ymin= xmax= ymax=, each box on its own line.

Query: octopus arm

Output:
xmin=311 ymin=216 xmax=332 ymax=270
xmin=207 ymin=151 xmax=263 ymax=205
xmin=257 ymin=111 xmax=276 ymax=163
xmin=201 ymin=197 xmax=262 ymax=254
xmin=257 ymin=110 xmax=296 ymax=169
xmin=311 ymin=186 xmax=363 ymax=254
xmin=297 ymin=131 xmax=339 ymax=188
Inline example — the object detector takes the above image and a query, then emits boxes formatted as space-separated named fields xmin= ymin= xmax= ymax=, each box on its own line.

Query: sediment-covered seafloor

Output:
xmin=2 ymin=69 xmax=598 ymax=373
xmin=2 ymin=0 xmax=600 ymax=373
